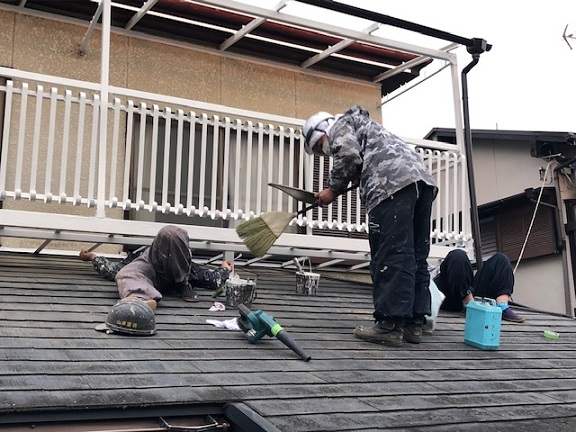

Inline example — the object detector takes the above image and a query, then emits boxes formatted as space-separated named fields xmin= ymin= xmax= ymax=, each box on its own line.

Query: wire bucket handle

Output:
xmin=294 ymin=257 xmax=312 ymax=273
xmin=237 ymin=267 xmax=259 ymax=283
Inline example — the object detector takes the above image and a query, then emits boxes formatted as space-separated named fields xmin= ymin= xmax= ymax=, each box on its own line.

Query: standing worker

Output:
xmin=303 ymin=105 xmax=437 ymax=347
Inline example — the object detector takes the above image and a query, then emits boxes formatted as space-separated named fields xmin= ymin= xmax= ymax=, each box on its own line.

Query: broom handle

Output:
xmin=296 ymin=185 xmax=357 ymax=216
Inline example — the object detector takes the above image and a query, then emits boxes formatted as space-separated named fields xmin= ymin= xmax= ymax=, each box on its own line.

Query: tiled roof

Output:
xmin=1 ymin=252 xmax=576 ymax=431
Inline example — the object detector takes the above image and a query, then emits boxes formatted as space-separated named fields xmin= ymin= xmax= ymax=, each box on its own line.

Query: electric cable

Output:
xmin=509 ymin=300 xmax=575 ymax=319
xmin=512 ymin=159 xmax=554 ymax=275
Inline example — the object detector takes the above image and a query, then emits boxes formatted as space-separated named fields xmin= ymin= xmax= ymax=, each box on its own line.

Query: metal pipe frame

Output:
xmin=193 ymin=0 xmax=453 ymax=60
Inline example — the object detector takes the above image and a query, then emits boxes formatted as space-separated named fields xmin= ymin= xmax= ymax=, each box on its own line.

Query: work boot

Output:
xmin=123 ymin=296 xmax=157 ymax=311
xmin=422 ymin=316 xmax=434 ymax=335
xmin=353 ymin=318 xmax=403 ymax=347
xmin=404 ymin=315 xmax=424 ymax=344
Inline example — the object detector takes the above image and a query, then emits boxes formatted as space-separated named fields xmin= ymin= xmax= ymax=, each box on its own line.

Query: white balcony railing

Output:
xmin=0 ymin=68 xmax=471 ymax=258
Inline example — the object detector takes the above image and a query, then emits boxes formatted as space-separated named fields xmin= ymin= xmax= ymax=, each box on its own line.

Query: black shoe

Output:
xmin=353 ymin=319 xmax=403 ymax=347
xmin=502 ymin=307 xmax=525 ymax=323
xmin=179 ymin=283 xmax=199 ymax=303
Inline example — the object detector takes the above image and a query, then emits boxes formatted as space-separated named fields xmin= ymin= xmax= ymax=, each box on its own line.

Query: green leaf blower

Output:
xmin=237 ymin=304 xmax=311 ymax=362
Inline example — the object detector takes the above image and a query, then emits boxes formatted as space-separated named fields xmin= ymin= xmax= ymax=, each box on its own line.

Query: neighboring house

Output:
xmin=426 ymin=128 xmax=576 ymax=316
xmin=0 ymin=0 xmax=474 ymax=270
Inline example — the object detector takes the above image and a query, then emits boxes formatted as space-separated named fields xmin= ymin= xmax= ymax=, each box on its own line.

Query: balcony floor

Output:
xmin=1 ymin=252 xmax=576 ymax=431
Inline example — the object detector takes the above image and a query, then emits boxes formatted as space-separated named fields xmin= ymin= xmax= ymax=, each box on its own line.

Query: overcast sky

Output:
xmin=367 ymin=0 xmax=576 ymax=138
xmin=242 ymin=0 xmax=576 ymax=139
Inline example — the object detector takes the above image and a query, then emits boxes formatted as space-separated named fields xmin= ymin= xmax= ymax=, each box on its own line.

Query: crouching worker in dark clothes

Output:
xmin=434 ymin=249 xmax=525 ymax=323
xmin=303 ymin=105 xmax=437 ymax=347
xmin=80 ymin=225 xmax=232 ymax=310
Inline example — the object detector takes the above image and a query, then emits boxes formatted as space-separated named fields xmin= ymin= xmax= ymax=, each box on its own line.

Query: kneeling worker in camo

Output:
xmin=92 ymin=225 xmax=233 ymax=335
xmin=82 ymin=225 xmax=233 ymax=311
xmin=303 ymin=105 xmax=437 ymax=347
xmin=96 ymin=225 xmax=210 ymax=336
xmin=113 ymin=225 xmax=196 ymax=311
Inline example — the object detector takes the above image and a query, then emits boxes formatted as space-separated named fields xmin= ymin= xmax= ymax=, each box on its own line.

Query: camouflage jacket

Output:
xmin=328 ymin=105 xmax=436 ymax=213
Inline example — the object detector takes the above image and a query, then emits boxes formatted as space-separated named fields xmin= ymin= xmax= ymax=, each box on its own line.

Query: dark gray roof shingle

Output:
xmin=1 ymin=252 xmax=576 ymax=431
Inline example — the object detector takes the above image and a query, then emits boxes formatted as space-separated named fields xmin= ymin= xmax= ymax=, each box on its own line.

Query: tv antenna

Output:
xmin=563 ymin=24 xmax=574 ymax=49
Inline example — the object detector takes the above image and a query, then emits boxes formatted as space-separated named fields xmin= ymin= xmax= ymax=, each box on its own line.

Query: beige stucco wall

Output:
xmin=0 ymin=11 xmax=381 ymax=252
xmin=473 ymin=138 xmax=546 ymax=205
xmin=296 ymin=73 xmax=381 ymax=121
xmin=0 ymin=10 xmax=14 ymax=67
xmin=11 ymin=14 xmax=129 ymax=84
xmin=124 ymin=36 xmax=380 ymax=120
xmin=512 ymin=255 xmax=567 ymax=315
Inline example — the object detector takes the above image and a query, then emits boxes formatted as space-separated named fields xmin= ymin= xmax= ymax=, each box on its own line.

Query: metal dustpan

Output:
xmin=268 ymin=183 xmax=317 ymax=204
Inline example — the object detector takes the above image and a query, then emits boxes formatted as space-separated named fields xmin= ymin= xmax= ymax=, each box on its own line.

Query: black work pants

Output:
xmin=435 ymin=249 xmax=514 ymax=311
xmin=369 ymin=181 xmax=435 ymax=321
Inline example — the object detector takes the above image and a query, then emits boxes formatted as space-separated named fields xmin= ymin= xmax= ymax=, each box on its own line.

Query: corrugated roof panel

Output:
xmin=0 ymin=0 xmax=433 ymax=94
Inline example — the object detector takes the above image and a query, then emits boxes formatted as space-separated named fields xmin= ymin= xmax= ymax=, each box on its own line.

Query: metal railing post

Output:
xmin=97 ymin=0 xmax=111 ymax=217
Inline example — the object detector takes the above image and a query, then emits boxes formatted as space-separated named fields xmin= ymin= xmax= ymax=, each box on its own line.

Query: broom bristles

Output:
xmin=244 ymin=228 xmax=278 ymax=257
xmin=236 ymin=217 xmax=278 ymax=257
xmin=236 ymin=216 xmax=268 ymax=239
xmin=236 ymin=211 xmax=295 ymax=256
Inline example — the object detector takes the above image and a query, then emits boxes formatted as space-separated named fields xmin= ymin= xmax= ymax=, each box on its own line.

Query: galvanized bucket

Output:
xmin=294 ymin=258 xmax=320 ymax=295
xmin=295 ymin=271 xmax=320 ymax=295
xmin=225 ymin=276 xmax=257 ymax=308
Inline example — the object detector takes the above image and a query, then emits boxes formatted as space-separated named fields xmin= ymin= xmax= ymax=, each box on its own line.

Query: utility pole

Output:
xmin=563 ymin=24 xmax=574 ymax=49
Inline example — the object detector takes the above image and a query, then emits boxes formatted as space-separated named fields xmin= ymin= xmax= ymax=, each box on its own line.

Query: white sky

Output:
xmin=367 ymin=0 xmax=576 ymax=138
xmin=242 ymin=0 xmax=576 ymax=138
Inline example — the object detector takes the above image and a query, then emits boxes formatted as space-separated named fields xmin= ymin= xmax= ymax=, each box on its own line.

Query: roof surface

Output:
xmin=2 ymin=252 xmax=576 ymax=431
xmin=425 ymin=128 xmax=576 ymax=144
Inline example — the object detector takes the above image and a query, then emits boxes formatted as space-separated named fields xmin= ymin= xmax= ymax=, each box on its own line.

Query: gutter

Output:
xmin=296 ymin=0 xmax=492 ymax=49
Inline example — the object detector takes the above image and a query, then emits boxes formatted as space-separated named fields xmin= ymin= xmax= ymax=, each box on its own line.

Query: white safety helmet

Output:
xmin=302 ymin=111 xmax=335 ymax=155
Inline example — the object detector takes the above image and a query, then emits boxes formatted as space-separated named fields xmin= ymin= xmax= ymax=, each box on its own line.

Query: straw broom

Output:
xmin=236 ymin=186 xmax=355 ymax=257
xmin=236 ymin=202 xmax=318 ymax=257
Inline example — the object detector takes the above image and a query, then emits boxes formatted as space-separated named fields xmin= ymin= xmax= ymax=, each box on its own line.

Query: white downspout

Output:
xmin=97 ymin=0 xmax=111 ymax=218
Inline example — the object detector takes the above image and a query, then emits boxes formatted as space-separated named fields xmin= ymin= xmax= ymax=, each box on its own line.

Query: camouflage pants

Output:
xmin=91 ymin=250 xmax=143 ymax=281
